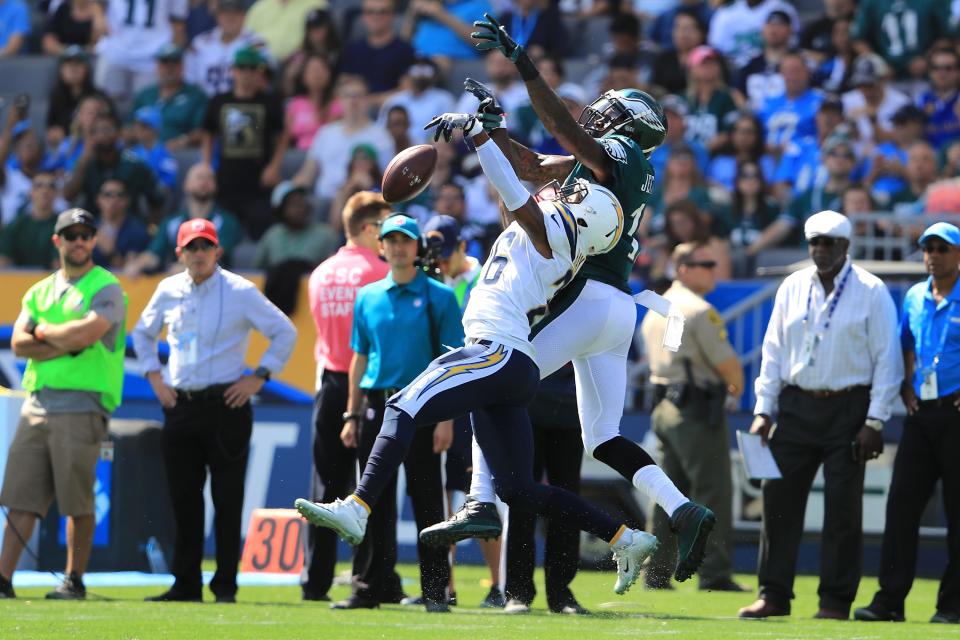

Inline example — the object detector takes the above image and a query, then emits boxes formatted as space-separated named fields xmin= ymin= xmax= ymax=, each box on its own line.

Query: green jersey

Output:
xmin=854 ymin=0 xmax=953 ymax=76
xmin=564 ymin=134 xmax=655 ymax=293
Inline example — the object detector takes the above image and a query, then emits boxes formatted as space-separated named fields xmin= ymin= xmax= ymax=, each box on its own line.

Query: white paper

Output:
xmin=736 ymin=431 xmax=782 ymax=480
xmin=634 ymin=289 xmax=686 ymax=352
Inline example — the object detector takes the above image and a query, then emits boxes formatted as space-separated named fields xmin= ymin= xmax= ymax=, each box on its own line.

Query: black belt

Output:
xmin=175 ymin=383 xmax=233 ymax=402
xmin=917 ymin=391 xmax=960 ymax=409
xmin=784 ymin=384 xmax=869 ymax=399
xmin=365 ymin=387 xmax=402 ymax=399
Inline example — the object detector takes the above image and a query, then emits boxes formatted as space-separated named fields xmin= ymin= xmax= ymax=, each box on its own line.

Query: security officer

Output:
xmin=133 ymin=218 xmax=296 ymax=603
xmin=855 ymin=222 xmax=960 ymax=624
xmin=338 ymin=213 xmax=463 ymax=612
xmin=640 ymin=241 xmax=745 ymax=592
xmin=0 ymin=208 xmax=127 ymax=601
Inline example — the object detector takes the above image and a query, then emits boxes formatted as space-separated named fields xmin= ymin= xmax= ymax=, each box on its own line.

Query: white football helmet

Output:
xmin=536 ymin=178 xmax=624 ymax=256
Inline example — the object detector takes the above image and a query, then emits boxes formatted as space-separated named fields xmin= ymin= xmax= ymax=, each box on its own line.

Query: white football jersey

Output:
xmin=97 ymin=0 xmax=189 ymax=66
xmin=463 ymin=201 xmax=586 ymax=361
xmin=186 ymin=28 xmax=268 ymax=97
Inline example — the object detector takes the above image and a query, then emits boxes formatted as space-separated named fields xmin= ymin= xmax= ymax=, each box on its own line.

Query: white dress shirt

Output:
xmin=132 ymin=267 xmax=297 ymax=390
xmin=754 ymin=258 xmax=903 ymax=421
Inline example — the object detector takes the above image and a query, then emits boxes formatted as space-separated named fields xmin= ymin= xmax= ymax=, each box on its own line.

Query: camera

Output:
xmin=417 ymin=232 xmax=444 ymax=281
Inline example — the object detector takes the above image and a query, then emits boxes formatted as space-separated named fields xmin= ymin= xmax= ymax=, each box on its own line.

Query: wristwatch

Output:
xmin=864 ymin=418 xmax=884 ymax=432
xmin=342 ymin=412 xmax=361 ymax=423
xmin=253 ymin=366 xmax=271 ymax=381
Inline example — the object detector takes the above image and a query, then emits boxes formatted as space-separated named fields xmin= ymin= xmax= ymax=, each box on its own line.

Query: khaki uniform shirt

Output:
xmin=641 ymin=281 xmax=736 ymax=388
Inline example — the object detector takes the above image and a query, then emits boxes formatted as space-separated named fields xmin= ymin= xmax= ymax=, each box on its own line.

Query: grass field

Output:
xmin=3 ymin=563 xmax=959 ymax=640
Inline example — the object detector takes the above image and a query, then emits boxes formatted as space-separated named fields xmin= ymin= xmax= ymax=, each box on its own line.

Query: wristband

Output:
xmin=342 ymin=412 xmax=361 ymax=423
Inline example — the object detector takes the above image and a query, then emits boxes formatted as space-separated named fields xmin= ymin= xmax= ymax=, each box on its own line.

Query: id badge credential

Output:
xmin=920 ymin=368 xmax=938 ymax=401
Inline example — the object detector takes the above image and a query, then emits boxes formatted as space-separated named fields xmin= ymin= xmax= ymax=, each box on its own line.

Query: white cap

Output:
xmin=804 ymin=210 xmax=851 ymax=240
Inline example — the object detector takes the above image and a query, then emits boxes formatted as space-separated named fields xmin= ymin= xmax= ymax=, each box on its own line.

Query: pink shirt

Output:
xmin=308 ymin=244 xmax=389 ymax=373
xmin=287 ymin=96 xmax=344 ymax=150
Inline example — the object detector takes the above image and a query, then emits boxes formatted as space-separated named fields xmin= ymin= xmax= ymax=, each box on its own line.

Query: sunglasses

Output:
xmin=922 ymin=243 xmax=953 ymax=254
xmin=809 ymin=236 xmax=839 ymax=247
xmin=828 ymin=150 xmax=855 ymax=160
xmin=183 ymin=239 xmax=217 ymax=252
xmin=99 ymin=190 xmax=125 ymax=198
xmin=683 ymin=260 xmax=717 ymax=269
xmin=61 ymin=229 xmax=94 ymax=242
xmin=738 ymin=171 xmax=761 ymax=179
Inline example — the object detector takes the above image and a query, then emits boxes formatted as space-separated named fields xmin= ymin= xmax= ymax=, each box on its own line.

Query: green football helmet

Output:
xmin=577 ymin=88 xmax=668 ymax=155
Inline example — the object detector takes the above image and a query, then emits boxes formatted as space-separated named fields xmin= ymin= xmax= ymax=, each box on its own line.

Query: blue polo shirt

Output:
xmin=412 ymin=0 xmax=492 ymax=60
xmin=352 ymin=270 xmax=464 ymax=390
xmin=900 ymin=276 xmax=960 ymax=398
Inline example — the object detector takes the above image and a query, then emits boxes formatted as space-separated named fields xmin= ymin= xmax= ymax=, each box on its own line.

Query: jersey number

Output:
xmin=482 ymin=231 xmax=516 ymax=284
xmin=627 ymin=203 xmax=645 ymax=262
xmin=125 ymin=0 xmax=157 ymax=27
xmin=882 ymin=10 xmax=918 ymax=57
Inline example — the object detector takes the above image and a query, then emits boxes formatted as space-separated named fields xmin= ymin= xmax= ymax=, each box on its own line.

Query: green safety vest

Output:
xmin=21 ymin=266 xmax=127 ymax=412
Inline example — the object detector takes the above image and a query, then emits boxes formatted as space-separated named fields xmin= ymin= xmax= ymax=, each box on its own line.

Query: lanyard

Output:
xmin=511 ymin=10 xmax=539 ymax=47
xmin=803 ymin=263 xmax=851 ymax=333
xmin=921 ymin=298 xmax=957 ymax=370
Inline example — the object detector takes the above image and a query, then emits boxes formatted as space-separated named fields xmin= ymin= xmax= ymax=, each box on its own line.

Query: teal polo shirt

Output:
xmin=351 ymin=270 xmax=464 ymax=390
xmin=132 ymin=82 xmax=209 ymax=142
xmin=901 ymin=276 xmax=960 ymax=397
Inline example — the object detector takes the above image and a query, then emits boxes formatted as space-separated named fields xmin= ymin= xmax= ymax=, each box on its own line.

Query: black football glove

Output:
xmin=424 ymin=112 xmax=482 ymax=143
xmin=472 ymin=13 xmax=522 ymax=62
xmin=464 ymin=78 xmax=505 ymax=133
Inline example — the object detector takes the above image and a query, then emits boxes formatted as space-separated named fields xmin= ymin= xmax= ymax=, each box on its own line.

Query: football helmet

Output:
xmin=537 ymin=178 xmax=624 ymax=256
xmin=577 ymin=88 xmax=667 ymax=155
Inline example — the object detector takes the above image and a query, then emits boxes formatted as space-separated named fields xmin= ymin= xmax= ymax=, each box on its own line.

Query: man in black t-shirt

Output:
xmin=202 ymin=46 xmax=287 ymax=239
xmin=338 ymin=0 xmax=414 ymax=107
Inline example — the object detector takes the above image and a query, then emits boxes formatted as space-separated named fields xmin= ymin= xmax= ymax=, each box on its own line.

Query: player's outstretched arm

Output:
xmin=471 ymin=14 xmax=612 ymax=183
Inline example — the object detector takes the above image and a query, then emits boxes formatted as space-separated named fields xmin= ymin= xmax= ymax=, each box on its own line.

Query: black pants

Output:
xmin=758 ymin=386 xmax=869 ymax=613
xmin=353 ymin=389 xmax=450 ymax=603
xmin=161 ymin=394 xmax=252 ymax=598
xmin=300 ymin=370 xmax=355 ymax=598
xmin=872 ymin=402 xmax=960 ymax=615
xmin=505 ymin=393 xmax=583 ymax=609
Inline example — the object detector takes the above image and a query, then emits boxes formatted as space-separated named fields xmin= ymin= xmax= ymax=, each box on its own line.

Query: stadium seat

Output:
xmin=0 ymin=56 xmax=59 ymax=104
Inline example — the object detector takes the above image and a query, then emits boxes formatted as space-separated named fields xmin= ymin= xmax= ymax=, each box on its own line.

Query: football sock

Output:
xmin=592 ymin=435 xmax=657 ymax=481
xmin=467 ymin=436 xmax=498 ymax=503
xmin=633 ymin=465 xmax=688 ymax=517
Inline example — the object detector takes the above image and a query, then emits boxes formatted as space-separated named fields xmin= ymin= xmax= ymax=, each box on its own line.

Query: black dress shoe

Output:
xmin=145 ymin=589 xmax=202 ymax=602
xmin=302 ymin=591 xmax=331 ymax=602
xmin=215 ymin=594 xmax=236 ymax=603
xmin=931 ymin=610 xmax=960 ymax=624
xmin=331 ymin=594 xmax=379 ymax=609
xmin=550 ymin=598 xmax=589 ymax=615
xmin=853 ymin=603 xmax=905 ymax=622
xmin=424 ymin=598 xmax=450 ymax=613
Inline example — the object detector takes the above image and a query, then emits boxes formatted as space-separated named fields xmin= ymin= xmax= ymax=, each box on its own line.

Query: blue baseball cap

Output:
xmin=423 ymin=215 xmax=461 ymax=258
xmin=379 ymin=213 xmax=420 ymax=240
xmin=918 ymin=221 xmax=960 ymax=247
xmin=133 ymin=106 xmax=162 ymax=130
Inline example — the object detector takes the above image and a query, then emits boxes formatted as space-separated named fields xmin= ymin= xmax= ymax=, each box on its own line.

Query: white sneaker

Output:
xmin=295 ymin=497 xmax=367 ymax=545
xmin=612 ymin=529 xmax=659 ymax=595
xmin=503 ymin=598 xmax=531 ymax=614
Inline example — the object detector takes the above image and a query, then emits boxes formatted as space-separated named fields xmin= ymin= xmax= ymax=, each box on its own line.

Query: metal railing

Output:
xmin=718 ymin=281 xmax=782 ymax=411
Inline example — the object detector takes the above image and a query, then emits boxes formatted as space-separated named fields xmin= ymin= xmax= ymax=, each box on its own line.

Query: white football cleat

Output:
xmin=612 ymin=529 xmax=659 ymax=595
xmin=295 ymin=497 xmax=368 ymax=546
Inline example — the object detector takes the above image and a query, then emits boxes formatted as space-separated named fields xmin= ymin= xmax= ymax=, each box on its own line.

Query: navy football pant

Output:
xmin=354 ymin=341 xmax=621 ymax=542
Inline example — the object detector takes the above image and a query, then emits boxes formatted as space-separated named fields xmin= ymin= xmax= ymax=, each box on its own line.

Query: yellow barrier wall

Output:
xmin=0 ymin=271 xmax=318 ymax=394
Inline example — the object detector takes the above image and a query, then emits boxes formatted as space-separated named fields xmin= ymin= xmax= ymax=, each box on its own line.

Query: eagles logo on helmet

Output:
xmin=577 ymin=89 xmax=668 ymax=156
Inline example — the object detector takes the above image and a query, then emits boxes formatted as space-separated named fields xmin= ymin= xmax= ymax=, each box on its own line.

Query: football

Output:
xmin=381 ymin=144 xmax=438 ymax=203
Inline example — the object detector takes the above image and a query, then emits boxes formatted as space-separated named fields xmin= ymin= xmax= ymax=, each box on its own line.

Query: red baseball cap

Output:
xmin=177 ymin=218 xmax=219 ymax=248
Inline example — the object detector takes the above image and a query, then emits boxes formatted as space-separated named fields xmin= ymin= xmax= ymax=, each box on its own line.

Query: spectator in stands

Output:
xmin=772 ymin=95 xmax=847 ymax=203
xmin=648 ymin=0 xmax=712 ymax=53
xmin=328 ymin=145 xmax=385 ymax=236
xmin=93 ymin=0 xmax=188 ymax=101
xmin=853 ymin=0 xmax=952 ymax=81
xmin=0 ymin=0 xmax=29 ymax=57
xmin=707 ymin=0 xmax=798 ymax=69
xmin=244 ymin=0 xmax=326 ymax=62
xmin=92 ymin=177 xmax=150 ymax=268
xmin=514 ymin=75 xmax=586 ymax=156
xmin=918 ymin=47 xmax=960 ymax=153
xmin=49 ymin=93 xmax=111 ymax=173
xmin=809 ymin=14 xmax=855 ymax=94
xmin=741 ymin=209 xmax=901 ymax=621
xmin=0 ymin=119 xmax=46 ymax=227
xmin=454 ymin=53 xmax=530 ymax=134
xmin=379 ymin=57 xmax=455 ymax=145
xmin=600 ymin=52 xmax=647 ymax=96
xmin=585 ymin=12 xmax=653 ymax=98
xmin=736 ymin=10 xmax=793 ymax=111
xmin=42 ymin=0 xmax=101 ymax=55
xmin=185 ymin=0 xmax=216 ymax=42
xmin=62 ymin=111 xmax=166 ymax=220
xmin=496 ymin=0 xmax=568 ymax=60
xmin=708 ymin=111 xmax=775 ymax=192
xmin=254 ymin=180 xmax=337 ymax=271
xmin=202 ymin=46 xmax=287 ymax=239
xmin=301 ymin=192 xmax=390 ymax=602
xmin=650 ymin=10 xmax=704 ymax=97
xmin=132 ymin=44 xmax=209 ymax=149
xmin=385 ymin=105 xmax=413 ymax=153
xmin=46 ymin=47 xmax=110 ymax=150
xmin=130 ymin=107 xmax=178 ymax=190
xmin=128 ymin=164 xmax=241 ymax=280
xmin=843 ymin=53 xmax=911 ymax=149
xmin=0 ymin=208 xmax=127 ymax=601
xmin=287 ymin=54 xmax=342 ymax=150
xmin=650 ymin=199 xmax=732 ymax=281
xmin=294 ymin=76 xmax=393 ymax=204
xmin=758 ymin=134 xmax=857 ymax=251
xmin=186 ymin=0 xmax=269 ymax=98
xmin=428 ymin=185 xmax=483 ymax=257
xmin=338 ymin=0 xmax=414 ymax=106
xmin=650 ymin=95 xmax=709 ymax=183
xmin=889 ymin=141 xmax=939 ymax=215
xmin=649 ymin=142 xmax=718 ymax=228
xmin=759 ymin=51 xmax=823 ymax=159
xmin=728 ymin=160 xmax=781 ymax=273
xmin=841 ymin=183 xmax=876 ymax=217
xmin=135 ymin=218 xmax=296 ymax=604
xmin=800 ymin=0 xmax=854 ymax=64
xmin=281 ymin=8 xmax=341 ymax=97
xmin=863 ymin=104 xmax=926 ymax=206
xmin=684 ymin=45 xmax=738 ymax=155
xmin=404 ymin=0 xmax=492 ymax=65
xmin=0 ymin=172 xmax=59 ymax=268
